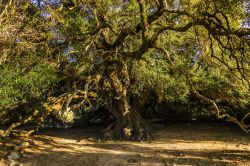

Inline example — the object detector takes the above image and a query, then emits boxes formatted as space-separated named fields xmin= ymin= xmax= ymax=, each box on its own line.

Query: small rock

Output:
xmin=179 ymin=153 xmax=185 ymax=157
xmin=7 ymin=152 xmax=20 ymax=160
xmin=19 ymin=142 xmax=29 ymax=149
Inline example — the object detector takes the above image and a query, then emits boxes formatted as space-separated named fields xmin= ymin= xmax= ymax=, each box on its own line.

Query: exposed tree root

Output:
xmin=103 ymin=116 xmax=153 ymax=141
xmin=103 ymin=103 xmax=154 ymax=141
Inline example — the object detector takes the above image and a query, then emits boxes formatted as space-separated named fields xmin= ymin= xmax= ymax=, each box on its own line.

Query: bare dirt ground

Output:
xmin=0 ymin=122 xmax=249 ymax=166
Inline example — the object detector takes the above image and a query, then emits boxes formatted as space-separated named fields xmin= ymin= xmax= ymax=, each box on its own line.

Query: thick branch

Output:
xmin=193 ymin=91 xmax=249 ymax=133
xmin=137 ymin=0 xmax=149 ymax=44
xmin=2 ymin=109 xmax=39 ymax=137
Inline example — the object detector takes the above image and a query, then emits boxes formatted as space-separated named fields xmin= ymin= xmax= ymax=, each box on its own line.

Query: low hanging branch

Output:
xmin=0 ymin=80 xmax=99 ymax=138
xmin=1 ymin=109 xmax=39 ymax=137
xmin=24 ymin=75 xmax=102 ymax=136
xmin=192 ymin=90 xmax=250 ymax=133
xmin=20 ymin=90 xmax=96 ymax=136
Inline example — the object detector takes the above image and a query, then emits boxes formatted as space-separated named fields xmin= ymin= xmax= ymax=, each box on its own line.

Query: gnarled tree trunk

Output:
xmin=104 ymin=62 xmax=152 ymax=141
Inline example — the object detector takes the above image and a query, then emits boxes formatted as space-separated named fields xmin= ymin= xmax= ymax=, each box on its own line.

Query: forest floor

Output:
xmin=0 ymin=122 xmax=249 ymax=166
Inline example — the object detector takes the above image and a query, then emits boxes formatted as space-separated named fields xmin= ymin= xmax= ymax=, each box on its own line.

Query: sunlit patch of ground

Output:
xmin=0 ymin=122 xmax=249 ymax=166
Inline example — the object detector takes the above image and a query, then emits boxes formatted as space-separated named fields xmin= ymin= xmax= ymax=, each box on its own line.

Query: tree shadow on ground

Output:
xmin=39 ymin=122 xmax=250 ymax=143
xmin=12 ymin=122 xmax=249 ymax=166
xmin=20 ymin=142 xmax=249 ymax=166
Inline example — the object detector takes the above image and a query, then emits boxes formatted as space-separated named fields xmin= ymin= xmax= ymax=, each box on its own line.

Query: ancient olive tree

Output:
xmin=0 ymin=0 xmax=249 ymax=140
xmin=50 ymin=0 xmax=250 ymax=139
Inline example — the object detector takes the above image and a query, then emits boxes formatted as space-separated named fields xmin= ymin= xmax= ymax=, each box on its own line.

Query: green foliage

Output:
xmin=191 ymin=64 xmax=250 ymax=107
xmin=132 ymin=57 xmax=190 ymax=103
xmin=0 ymin=64 xmax=57 ymax=111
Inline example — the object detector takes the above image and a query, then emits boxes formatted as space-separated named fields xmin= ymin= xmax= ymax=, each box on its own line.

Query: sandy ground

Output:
xmin=0 ymin=122 xmax=249 ymax=166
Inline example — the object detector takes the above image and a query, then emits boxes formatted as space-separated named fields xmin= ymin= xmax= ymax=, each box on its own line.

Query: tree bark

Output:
xmin=104 ymin=63 xmax=152 ymax=141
